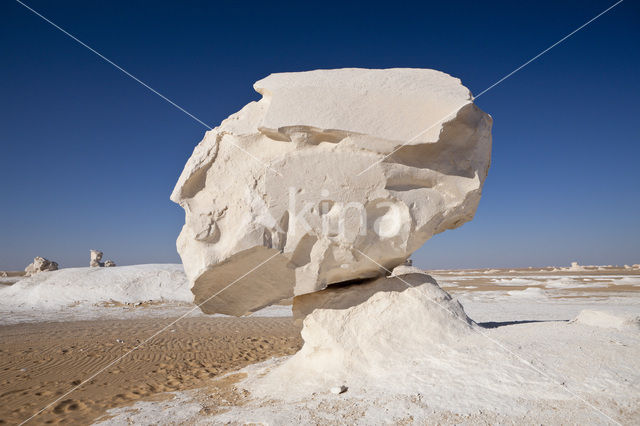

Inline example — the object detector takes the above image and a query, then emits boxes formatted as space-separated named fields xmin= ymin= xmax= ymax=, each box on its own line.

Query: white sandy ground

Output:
xmin=96 ymin=301 xmax=640 ymax=425
xmin=0 ymin=265 xmax=290 ymax=325
xmin=2 ymin=265 xmax=638 ymax=325
xmin=2 ymin=265 xmax=639 ymax=424
xmin=0 ymin=276 xmax=23 ymax=285
xmin=100 ymin=329 xmax=639 ymax=424
xmin=1 ymin=264 xmax=192 ymax=306
xmin=90 ymin=267 xmax=639 ymax=425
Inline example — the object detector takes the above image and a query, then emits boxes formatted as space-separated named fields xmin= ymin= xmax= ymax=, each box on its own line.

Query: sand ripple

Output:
xmin=0 ymin=316 xmax=301 ymax=424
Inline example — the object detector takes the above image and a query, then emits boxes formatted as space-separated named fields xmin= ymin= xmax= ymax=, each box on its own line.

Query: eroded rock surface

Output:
xmin=91 ymin=250 xmax=116 ymax=268
xmin=90 ymin=250 xmax=104 ymax=267
xmin=24 ymin=257 xmax=58 ymax=276
xmin=292 ymin=268 xmax=438 ymax=328
xmin=172 ymin=68 xmax=492 ymax=315
xmin=239 ymin=276 xmax=476 ymax=395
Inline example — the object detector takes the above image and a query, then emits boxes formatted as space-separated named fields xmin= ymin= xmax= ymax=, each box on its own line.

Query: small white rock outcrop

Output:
xmin=239 ymin=274 xmax=476 ymax=397
xmin=572 ymin=310 xmax=640 ymax=330
xmin=569 ymin=261 xmax=584 ymax=271
xmin=90 ymin=250 xmax=116 ymax=268
xmin=330 ymin=385 xmax=348 ymax=395
xmin=292 ymin=269 xmax=439 ymax=328
xmin=171 ymin=68 xmax=492 ymax=315
xmin=90 ymin=250 xmax=104 ymax=267
xmin=24 ymin=256 xmax=58 ymax=276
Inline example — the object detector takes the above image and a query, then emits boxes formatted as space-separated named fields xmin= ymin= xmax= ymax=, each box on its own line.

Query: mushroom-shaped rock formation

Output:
xmin=171 ymin=68 xmax=492 ymax=316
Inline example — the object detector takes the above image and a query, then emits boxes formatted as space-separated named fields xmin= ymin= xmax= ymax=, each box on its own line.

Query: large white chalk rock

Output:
xmin=171 ymin=68 xmax=492 ymax=315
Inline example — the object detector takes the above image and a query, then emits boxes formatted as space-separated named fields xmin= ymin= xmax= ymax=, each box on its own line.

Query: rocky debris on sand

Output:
xmin=171 ymin=68 xmax=492 ymax=316
xmin=330 ymin=385 xmax=348 ymax=394
xmin=104 ymin=260 xmax=116 ymax=267
xmin=24 ymin=257 xmax=58 ymax=276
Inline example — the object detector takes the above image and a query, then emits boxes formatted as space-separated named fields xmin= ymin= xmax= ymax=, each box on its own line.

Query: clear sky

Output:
xmin=1 ymin=0 xmax=638 ymax=270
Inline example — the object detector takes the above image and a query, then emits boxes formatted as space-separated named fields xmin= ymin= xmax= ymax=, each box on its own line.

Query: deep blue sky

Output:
xmin=1 ymin=0 xmax=638 ymax=270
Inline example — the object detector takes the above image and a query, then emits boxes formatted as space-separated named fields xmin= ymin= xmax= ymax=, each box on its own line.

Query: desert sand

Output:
xmin=0 ymin=316 xmax=301 ymax=424
xmin=1 ymin=265 xmax=638 ymax=424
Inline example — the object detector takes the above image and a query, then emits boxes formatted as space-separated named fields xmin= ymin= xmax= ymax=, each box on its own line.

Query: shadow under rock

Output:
xmin=478 ymin=319 xmax=569 ymax=329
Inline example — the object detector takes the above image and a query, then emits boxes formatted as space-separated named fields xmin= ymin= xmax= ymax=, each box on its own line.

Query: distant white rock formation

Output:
xmin=569 ymin=261 xmax=583 ymax=271
xmin=90 ymin=250 xmax=103 ymax=267
xmin=24 ymin=256 xmax=58 ymax=276
xmin=90 ymin=250 xmax=116 ymax=267
xmin=1 ymin=264 xmax=191 ymax=310
xmin=171 ymin=68 xmax=492 ymax=316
